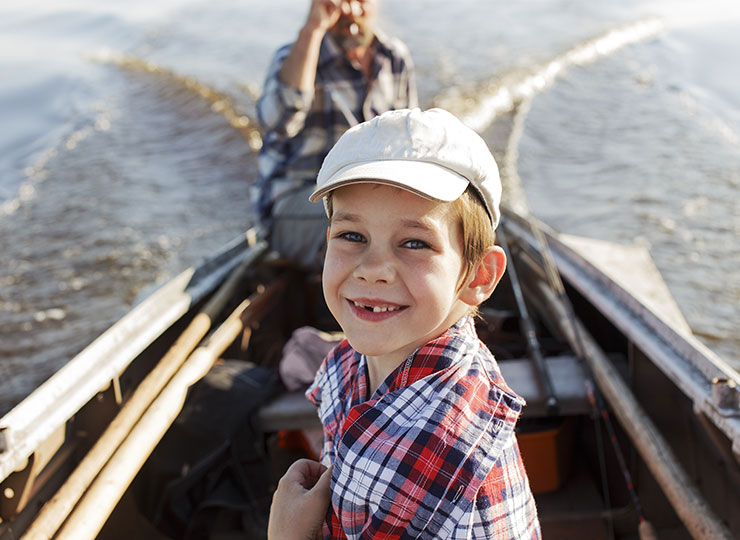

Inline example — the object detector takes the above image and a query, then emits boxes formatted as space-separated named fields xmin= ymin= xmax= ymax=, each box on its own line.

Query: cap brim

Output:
xmin=309 ymin=160 xmax=470 ymax=203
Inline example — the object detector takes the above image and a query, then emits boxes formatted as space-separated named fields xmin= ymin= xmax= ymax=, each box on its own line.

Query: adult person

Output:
xmin=253 ymin=0 xmax=418 ymax=268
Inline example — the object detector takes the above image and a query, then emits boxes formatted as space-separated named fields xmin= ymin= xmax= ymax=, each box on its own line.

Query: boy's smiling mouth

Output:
xmin=352 ymin=300 xmax=403 ymax=313
xmin=348 ymin=298 xmax=407 ymax=316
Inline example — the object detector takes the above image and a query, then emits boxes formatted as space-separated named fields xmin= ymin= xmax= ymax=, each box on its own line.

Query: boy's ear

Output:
xmin=459 ymin=246 xmax=507 ymax=307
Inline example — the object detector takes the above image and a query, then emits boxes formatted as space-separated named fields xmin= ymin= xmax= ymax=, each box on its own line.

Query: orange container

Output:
xmin=517 ymin=417 xmax=575 ymax=494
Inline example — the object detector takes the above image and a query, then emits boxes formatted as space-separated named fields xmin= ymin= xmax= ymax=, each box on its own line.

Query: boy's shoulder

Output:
xmin=467 ymin=334 xmax=521 ymax=398
xmin=311 ymin=318 xmax=524 ymax=412
xmin=441 ymin=318 xmax=521 ymax=392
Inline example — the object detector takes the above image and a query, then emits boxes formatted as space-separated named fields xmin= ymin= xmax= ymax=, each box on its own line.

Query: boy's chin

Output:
xmin=346 ymin=339 xmax=394 ymax=360
xmin=346 ymin=338 xmax=414 ymax=365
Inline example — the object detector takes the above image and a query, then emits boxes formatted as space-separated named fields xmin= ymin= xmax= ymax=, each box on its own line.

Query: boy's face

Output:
xmin=323 ymin=183 xmax=472 ymax=367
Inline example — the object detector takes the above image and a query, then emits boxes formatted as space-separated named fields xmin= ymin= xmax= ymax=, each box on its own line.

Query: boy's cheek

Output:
xmin=324 ymin=244 xmax=355 ymax=269
xmin=321 ymin=259 xmax=343 ymax=296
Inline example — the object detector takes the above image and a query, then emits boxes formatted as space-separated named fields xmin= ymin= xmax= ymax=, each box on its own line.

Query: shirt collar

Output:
xmin=371 ymin=316 xmax=476 ymax=396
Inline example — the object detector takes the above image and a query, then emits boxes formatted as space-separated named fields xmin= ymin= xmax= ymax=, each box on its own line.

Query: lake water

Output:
xmin=1 ymin=0 xmax=738 ymax=415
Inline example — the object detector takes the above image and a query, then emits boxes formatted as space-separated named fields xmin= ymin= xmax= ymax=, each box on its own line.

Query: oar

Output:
xmin=530 ymin=275 xmax=732 ymax=540
xmin=500 ymin=97 xmax=642 ymax=539
xmin=53 ymin=277 xmax=286 ymax=540
xmin=21 ymin=241 xmax=266 ymax=540
xmin=497 ymin=226 xmax=558 ymax=414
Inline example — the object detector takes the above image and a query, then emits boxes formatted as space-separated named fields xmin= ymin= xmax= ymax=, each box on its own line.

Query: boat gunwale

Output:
xmin=0 ymin=233 xmax=264 ymax=483
xmin=502 ymin=213 xmax=740 ymax=452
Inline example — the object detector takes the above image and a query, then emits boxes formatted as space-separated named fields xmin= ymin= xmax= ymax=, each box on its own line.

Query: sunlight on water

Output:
xmin=455 ymin=18 xmax=664 ymax=132
xmin=89 ymin=48 xmax=263 ymax=150
xmin=0 ymin=0 xmax=738 ymax=414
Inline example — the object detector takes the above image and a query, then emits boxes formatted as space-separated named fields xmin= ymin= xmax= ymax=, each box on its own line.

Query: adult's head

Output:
xmin=329 ymin=0 xmax=378 ymax=52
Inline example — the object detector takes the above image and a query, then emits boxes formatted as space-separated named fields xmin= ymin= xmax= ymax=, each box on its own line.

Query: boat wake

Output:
xmin=434 ymin=18 xmax=664 ymax=134
xmin=0 ymin=50 xmax=263 ymax=220
xmin=88 ymin=49 xmax=263 ymax=151
xmin=0 ymin=106 xmax=112 ymax=218
xmin=435 ymin=18 xmax=665 ymax=216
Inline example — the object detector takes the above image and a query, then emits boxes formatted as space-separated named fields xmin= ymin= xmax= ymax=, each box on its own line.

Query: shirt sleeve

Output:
xmin=306 ymin=341 xmax=353 ymax=467
xmin=256 ymin=45 xmax=315 ymax=138
xmin=401 ymin=45 xmax=418 ymax=109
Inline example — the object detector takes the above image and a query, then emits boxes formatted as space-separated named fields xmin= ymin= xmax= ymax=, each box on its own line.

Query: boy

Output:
xmin=305 ymin=108 xmax=540 ymax=539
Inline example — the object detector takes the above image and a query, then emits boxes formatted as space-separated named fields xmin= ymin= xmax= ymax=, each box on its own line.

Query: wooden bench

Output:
xmin=257 ymin=355 xmax=590 ymax=432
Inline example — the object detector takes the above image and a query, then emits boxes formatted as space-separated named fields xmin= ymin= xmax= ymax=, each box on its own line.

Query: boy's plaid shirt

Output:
xmin=306 ymin=317 xmax=541 ymax=539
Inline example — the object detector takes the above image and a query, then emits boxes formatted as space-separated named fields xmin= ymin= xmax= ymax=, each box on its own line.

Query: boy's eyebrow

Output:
xmin=333 ymin=212 xmax=436 ymax=230
xmin=332 ymin=211 xmax=440 ymax=234
xmin=398 ymin=217 xmax=437 ymax=231
xmin=331 ymin=211 xmax=360 ymax=223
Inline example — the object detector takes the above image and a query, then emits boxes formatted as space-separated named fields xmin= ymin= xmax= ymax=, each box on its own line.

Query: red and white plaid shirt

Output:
xmin=307 ymin=317 xmax=541 ymax=539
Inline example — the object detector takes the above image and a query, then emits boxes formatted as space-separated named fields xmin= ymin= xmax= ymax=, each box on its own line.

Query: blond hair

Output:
xmin=452 ymin=186 xmax=496 ymax=290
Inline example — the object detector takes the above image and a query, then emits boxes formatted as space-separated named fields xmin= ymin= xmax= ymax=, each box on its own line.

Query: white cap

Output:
xmin=309 ymin=108 xmax=502 ymax=228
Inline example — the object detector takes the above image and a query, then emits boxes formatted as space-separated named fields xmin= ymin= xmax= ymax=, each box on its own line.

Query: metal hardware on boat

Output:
xmin=712 ymin=377 xmax=739 ymax=411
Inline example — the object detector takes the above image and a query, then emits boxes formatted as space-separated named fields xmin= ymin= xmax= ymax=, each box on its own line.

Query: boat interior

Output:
xmin=2 ymin=223 xmax=738 ymax=540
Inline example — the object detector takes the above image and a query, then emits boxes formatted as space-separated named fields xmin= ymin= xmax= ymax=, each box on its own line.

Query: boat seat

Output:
xmin=257 ymin=355 xmax=590 ymax=432
xmin=257 ymin=391 xmax=321 ymax=432
xmin=499 ymin=355 xmax=591 ymax=418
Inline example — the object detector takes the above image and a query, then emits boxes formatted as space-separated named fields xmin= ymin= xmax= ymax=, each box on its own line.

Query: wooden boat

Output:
xmin=1 ymin=210 xmax=738 ymax=540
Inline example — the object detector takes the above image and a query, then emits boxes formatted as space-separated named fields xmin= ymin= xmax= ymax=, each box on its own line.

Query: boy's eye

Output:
xmin=402 ymin=239 xmax=430 ymax=250
xmin=337 ymin=231 xmax=366 ymax=243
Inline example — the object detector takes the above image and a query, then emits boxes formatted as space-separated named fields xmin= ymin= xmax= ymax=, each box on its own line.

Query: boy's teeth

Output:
xmin=353 ymin=301 xmax=399 ymax=312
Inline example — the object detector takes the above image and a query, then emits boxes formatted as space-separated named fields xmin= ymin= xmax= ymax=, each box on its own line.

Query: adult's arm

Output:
xmin=280 ymin=0 xmax=341 ymax=91
xmin=257 ymin=0 xmax=341 ymax=137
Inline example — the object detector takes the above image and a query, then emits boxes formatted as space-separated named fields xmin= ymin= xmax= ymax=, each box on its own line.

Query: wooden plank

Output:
xmin=0 ymin=234 xmax=260 ymax=484
xmin=21 ymin=247 xmax=264 ymax=540
xmin=558 ymin=234 xmax=690 ymax=334
xmin=501 ymin=356 xmax=590 ymax=417
xmin=257 ymin=355 xmax=591 ymax=433
xmin=53 ymin=277 xmax=284 ymax=540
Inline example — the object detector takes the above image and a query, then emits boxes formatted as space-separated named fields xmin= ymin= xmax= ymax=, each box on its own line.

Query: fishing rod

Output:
xmin=499 ymin=97 xmax=654 ymax=540
xmin=497 ymin=227 xmax=558 ymax=415
xmin=500 ymin=187 xmax=733 ymax=540
xmin=502 ymin=209 xmax=635 ymax=538
xmin=509 ymin=208 xmax=658 ymax=539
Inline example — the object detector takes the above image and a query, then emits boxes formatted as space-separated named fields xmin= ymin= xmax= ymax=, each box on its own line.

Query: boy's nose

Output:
xmin=353 ymin=247 xmax=394 ymax=284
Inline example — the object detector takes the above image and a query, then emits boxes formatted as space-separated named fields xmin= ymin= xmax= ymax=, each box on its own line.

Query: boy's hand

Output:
xmin=268 ymin=458 xmax=333 ymax=540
